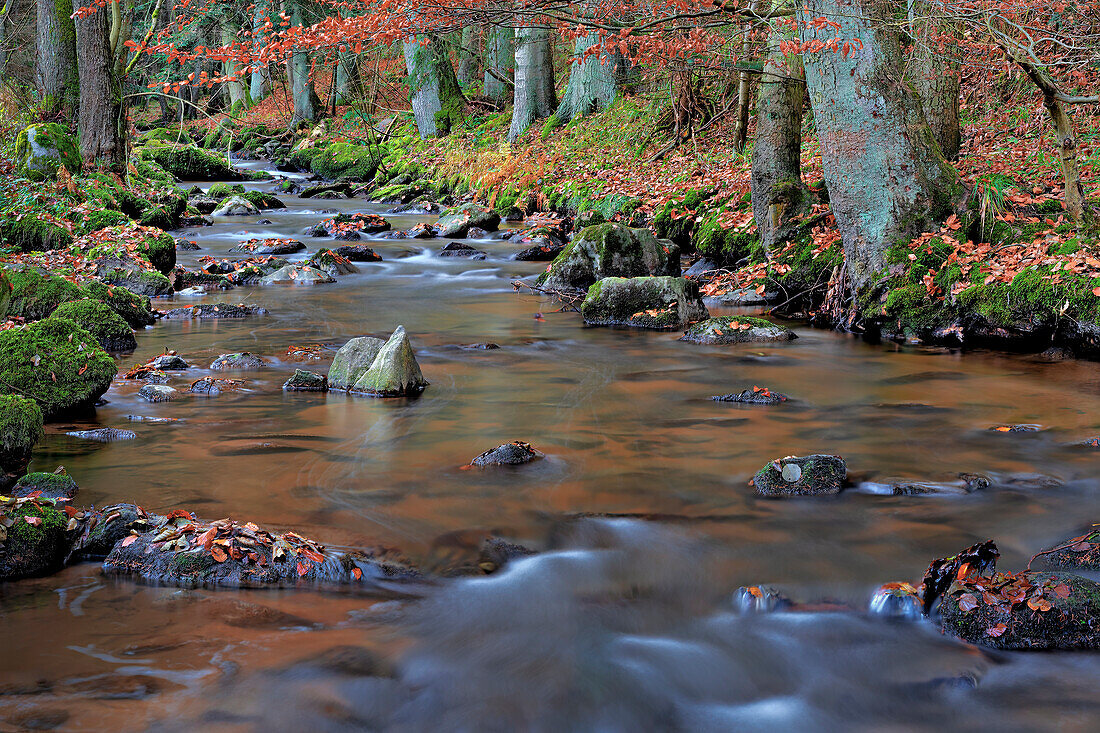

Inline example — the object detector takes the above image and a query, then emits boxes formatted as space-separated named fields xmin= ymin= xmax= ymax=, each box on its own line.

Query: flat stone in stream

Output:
xmin=138 ymin=384 xmax=178 ymax=403
xmin=712 ymin=387 xmax=789 ymax=405
xmin=163 ymin=303 xmax=268 ymax=319
xmin=334 ymin=244 xmax=382 ymax=262
xmin=439 ymin=242 xmax=487 ymax=259
xmin=310 ymin=213 xmax=391 ymax=238
xmin=210 ymin=352 xmax=266 ymax=371
xmin=468 ymin=441 xmax=543 ymax=467
xmin=230 ymin=238 xmax=306 ymax=255
xmin=65 ymin=428 xmax=137 ymax=442
xmin=681 ymin=316 xmax=796 ymax=345
xmin=306 ymin=249 xmax=360 ymax=276
xmin=752 ymin=454 xmax=846 ymax=498
xmin=150 ymin=355 xmax=189 ymax=370
xmin=260 ymin=264 xmax=335 ymax=286
xmin=283 ymin=369 xmax=328 ymax=392
xmin=101 ymin=511 xmax=421 ymax=590
xmin=407 ymin=222 xmax=436 ymax=239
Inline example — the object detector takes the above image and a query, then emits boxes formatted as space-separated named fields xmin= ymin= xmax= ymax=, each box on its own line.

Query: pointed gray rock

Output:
xmin=327 ymin=336 xmax=386 ymax=390
xmin=351 ymin=326 xmax=428 ymax=397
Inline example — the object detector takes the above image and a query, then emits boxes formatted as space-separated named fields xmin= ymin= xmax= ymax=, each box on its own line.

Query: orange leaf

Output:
xmin=352 ymin=567 xmax=362 ymax=581
xmin=296 ymin=561 xmax=309 ymax=577
xmin=120 ymin=534 xmax=138 ymax=547
xmin=211 ymin=545 xmax=228 ymax=562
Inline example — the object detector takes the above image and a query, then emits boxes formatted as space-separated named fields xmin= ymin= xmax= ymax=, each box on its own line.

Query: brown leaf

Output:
xmin=958 ymin=593 xmax=979 ymax=613
xmin=210 ymin=545 xmax=227 ymax=562
xmin=987 ymin=623 xmax=1007 ymax=637
xmin=120 ymin=534 xmax=138 ymax=547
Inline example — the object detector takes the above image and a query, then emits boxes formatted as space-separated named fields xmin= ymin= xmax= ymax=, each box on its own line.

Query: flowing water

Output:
xmin=3 ymin=161 xmax=1100 ymax=731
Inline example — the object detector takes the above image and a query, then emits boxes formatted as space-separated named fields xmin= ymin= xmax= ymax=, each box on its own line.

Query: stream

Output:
xmin=3 ymin=160 xmax=1100 ymax=730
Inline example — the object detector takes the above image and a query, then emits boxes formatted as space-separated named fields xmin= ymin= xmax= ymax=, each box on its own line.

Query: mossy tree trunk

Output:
xmin=288 ymin=0 xmax=319 ymax=124
xmin=74 ymin=0 xmax=125 ymax=173
xmin=403 ymin=34 xmax=465 ymax=138
xmin=907 ymin=4 xmax=961 ymax=159
xmin=220 ymin=13 xmax=248 ymax=110
xmin=555 ymin=32 xmax=633 ymax=124
xmin=507 ymin=24 xmax=556 ymax=142
xmin=249 ymin=0 xmax=271 ymax=103
xmin=751 ymin=34 xmax=811 ymax=257
xmin=799 ymin=0 xmax=963 ymax=289
xmin=483 ymin=24 xmax=514 ymax=103
xmin=36 ymin=0 xmax=79 ymax=115
xmin=457 ymin=25 xmax=482 ymax=87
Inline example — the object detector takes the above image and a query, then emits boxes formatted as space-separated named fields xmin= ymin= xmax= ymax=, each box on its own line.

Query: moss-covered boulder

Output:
xmin=0 ymin=318 xmax=117 ymax=418
xmin=93 ymin=255 xmax=173 ymax=297
xmin=310 ymin=142 xmax=380 ymax=181
xmin=283 ymin=369 xmax=328 ymax=392
xmin=0 ymin=216 xmax=73 ymax=252
xmin=0 ymin=496 xmax=69 ymax=580
xmin=14 ymin=123 xmax=81 ymax=180
xmin=350 ymin=326 xmax=428 ymax=397
xmin=752 ymin=455 xmax=847 ymax=498
xmin=0 ymin=396 xmax=43 ymax=480
xmin=1037 ymin=528 xmax=1100 ymax=571
xmin=538 ymin=223 xmax=680 ymax=291
xmin=84 ymin=280 xmax=156 ymax=328
xmin=4 ymin=268 xmax=86 ymax=321
xmin=940 ymin=570 xmax=1100 ymax=650
xmin=680 ymin=316 xmax=796 ymax=345
xmin=139 ymin=144 xmax=244 ymax=181
xmin=327 ymin=336 xmax=385 ymax=390
xmin=580 ymin=276 xmax=709 ymax=329
xmin=435 ymin=203 xmax=501 ymax=239
xmin=51 ymin=299 xmax=137 ymax=352
xmin=239 ymin=191 xmax=286 ymax=210
xmin=207 ymin=182 xmax=244 ymax=199
xmin=140 ymin=127 xmax=194 ymax=146
xmin=10 ymin=471 xmax=79 ymax=501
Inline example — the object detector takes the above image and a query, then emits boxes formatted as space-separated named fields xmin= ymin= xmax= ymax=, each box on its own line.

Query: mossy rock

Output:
xmin=580 ymin=276 xmax=709 ymax=330
xmin=538 ymin=223 xmax=680 ymax=291
xmin=350 ymin=326 xmax=428 ymax=397
xmin=1 ymin=216 xmax=74 ymax=253
xmin=207 ymin=183 xmax=245 ymax=200
xmin=94 ymin=260 xmax=173 ymax=297
xmin=940 ymin=571 xmax=1100 ymax=650
xmin=1037 ymin=529 xmax=1100 ymax=571
xmin=311 ymin=142 xmax=380 ymax=182
xmin=140 ymin=127 xmax=194 ymax=146
xmin=328 ymin=336 xmax=385 ymax=390
xmin=0 ymin=318 xmax=117 ymax=418
xmin=752 ymin=455 xmax=846 ymax=498
xmin=14 ymin=123 xmax=81 ymax=180
xmin=77 ymin=208 xmax=132 ymax=235
xmin=4 ymin=267 xmax=87 ymax=321
xmin=435 ymin=203 xmax=501 ymax=238
xmin=11 ymin=472 xmax=78 ymax=501
xmin=239 ymin=190 xmax=286 ymax=210
xmin=51 ymin=299 xmax=137 ymax=352
xmin=0 ymin=498 xmax=69 ymax=580
xmin=138 ymin=144 xmax=244 ymax=181
xmin=0 ymin=395 xmax=44 ymax=478
xmin=680 ymin=316 xmax=796 ymax=345
xmin=84 ymin=280 xmax=155 ymax=328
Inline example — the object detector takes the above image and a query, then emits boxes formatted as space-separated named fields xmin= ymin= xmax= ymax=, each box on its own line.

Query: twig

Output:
xmin=511 ymin=280 xmax=583 ymax=312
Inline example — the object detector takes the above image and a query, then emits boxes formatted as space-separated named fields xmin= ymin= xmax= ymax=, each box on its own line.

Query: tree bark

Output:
xmin=36 ymin=0 xmax=79 ymax=114
xmin=250 ymin=0 xmax=271 ymax=102
xmin=483 ymin=24 xmax=514 ymax=103
xmin=457 ymin=25 xmax=481 ymax=86
xmin=733 ymin=8 xmax=757 ymax=153
xmin=507 ymin=24 xmax=555 ymax=142
xmin=403 ymin=34 xmax=465 ymax=138
xmin=74 ymin=0 xmax=125 ymax=172
xmin=288 ymin=0 xmax=319 ymax=124
xmin=220 ymin=14 xmax=247 ymax=109
xmin=751 ymin=41 xmax=811 ymax=256
xmin=800 ymin=0 xmax=963 ymax=289
xmin=556 ymin=32 xmax=632 ymax=123
xmin=907 ymin=3 xmax=961 ymax=159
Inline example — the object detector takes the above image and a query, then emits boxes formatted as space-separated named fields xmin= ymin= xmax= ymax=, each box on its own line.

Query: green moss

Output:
xmin=0 ymin=217 xmax=73 ymax=252
xmin=1 ymin=500 xmax=68 ymax=579
xmin=138 ymin=145 xmax=242 ymax=181
xmin=238 ymin=191 xmax=285 ymax=209
xmin=141 ymin=127 xmax=194 ymax=146
xmin=51 ymin=299 xmax=136 ymax=351
xmin=207 ymin=183 xmax=244 ymax=199
xmin=311 ymin=142 xmax=379 ymax=181
xmin=171 ymin=551 xmax=215 ymax=574
xmin=77 ymin=209 xmax=132 ymax=235
xmin=4 ymin=268 xmax=86 ymax=321
xmin=0 ymin=317 xmax=117 ymax=418
xmin=135 ymin=229 xmax=177 ymax=274
xmin=14 ymin=123 xmax=81 ymax=180
xmin=0 ymin=395 xmax=44 ymax=474
xmin=84 ymin=280 xmax=155 ymax=328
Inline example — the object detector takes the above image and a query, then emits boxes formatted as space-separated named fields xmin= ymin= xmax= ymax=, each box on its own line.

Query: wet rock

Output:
xmin=65 ymin=428 xmax=137 ymax=442
xmin=1036 ymin=528 xmax=1100 ymax=571
xmin=868 ymin=582 xmax=923 ymax=620
xmin=919 ymin=540 xmax=1000 ymax=615
xmin=189 ymin=378 xmax=226 ymax=396
xmin=407 ymin=222 xmax=436 ymax=239
xmin=69 ymin=503 xmax=157 ymax=560
xmin=190 ymin=196 xmax=219 ymax=214
xmin=0 ymin=495 xmax=69 ymax=580
xmin=102 ymin=511 xmax=421 ymax=590
xmin=212 ymin=196 xmax=261 ymax=217
xmin=14 ymin=122 xmax=80 ymax=180
xmin=306 ymin=249 xmax=360 ymax=276
xmin=459 ymin=342 xmax=500 ymax=350
xmin=989 ymin=424 xmax=1042 ymax=433
xmin=230 ymin=238 xmax=306 ymax=255
xmin=299 ymin=182 xmax=353 ymax=199
xmin=293 ymin=645 xmax=392 ymax=677
xmin=712 ymin=387 xmax=789 ymax=405
xmin=477 ymin=537 xmax=536 ymax=574
xmin=940 ymin=570 xmax=1100 ymax=650
xmin=94 ymin=254 xmax=173 ymax=297
xmin=11 ymin=471 xmax=79 ymax=501
xmin=580 ymin=276 xmax=709 ymax=330
xmin=178 ymin=215 xmax=212 ymax=228
xmin=702 ymin=288 xmax=777 ymax=306
xmin=210 ymin=352 xmax=266 ymax=371
xmin=0 ymin=395 xmax=42 ymax=480
xmin=684 ymin=258 xmax=721 ymax=277
xmin=283 ymin=369 xmax=328 ymax=392
xmin=260 ymin=264 xmax=335 ymax=286
xmin=514 ymin=242 xmax=565 ymax=261
xmin=327 ymin=336 xmax=385 ymax=390
xmin=467 ymin=227 xmax=489 ymax=239
xmin=681 ymin=316 xmax=796 ymax=345
xmin=177 ymin=240 xmax=202 ymax=251
xmin=311 ymin=212 xmax=391 ymax=238
xmin=538 ymin=223 xmax=680 ymax=291
xmin=439 ymin=242 xmax=487 ymax=259
xmin=752 ymin=454 xmax=846 ymax=498
xmin=138 ymin=384 xmax=178 ymax=403
xmin=163 ymin=303 xmax=267 ymax=319
xmin=349 ymin=326 xmax=429 ymax=397
xmin=334 ymin=244 xmax=383 ymax=262
xmin=150 ymin=354 xmax=190 ymax=370
xmin=733 ymin=585 xmax=792 ymax=614
xmin=389 ymin=201 xmax=443 ymax=215
xmin=469 ymin=441 xmax=543 ymax=467
xmin=435 ymin=203 xmax=501 ymax=238
xmin=139 ymin=370 xmax=169 ymax=384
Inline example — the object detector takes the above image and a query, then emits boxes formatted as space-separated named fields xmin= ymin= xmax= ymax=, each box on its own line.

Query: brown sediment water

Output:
xmin=3 ymin=160 xmax=1100 ymax=730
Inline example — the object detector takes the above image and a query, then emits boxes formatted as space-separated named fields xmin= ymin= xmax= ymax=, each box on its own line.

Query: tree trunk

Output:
xmin=335 ymin=53 xmax=359 ymax=104
xmin=733 ymin=9 xmax=757 ymax=154
xmin=556 ymin=32 xmax=631 ymax=123
xmin=1042 ymin=97 xmax=1087 ymax=222
xmin=403 ymin=35 xmax=465 ymax=138
xmin=457 ymin=26 xmax=481 ymax=87
xmin=36 ymin=0 xmax=79 ymax=115
xmin=507 ymin=24 xmax=555 ymax=142
xmin=288 ymin=0 xmax=319 ymax=124
xmin=751 ymin=43 xmax=811 ymax=256
xmin=483 ymin=24 xmax=514 ymax=103
xmin=74 ymin=0 xmax=125 ymax=172
xmin=907 ymin=3 xmax=961 ymax=159
xmin=250 ymin=0 xmax=270 ymax=102
xmin=799 ymin=0 xmax=963 ymax=289
xmin=221 ymin=15 xmax=247 ymax=110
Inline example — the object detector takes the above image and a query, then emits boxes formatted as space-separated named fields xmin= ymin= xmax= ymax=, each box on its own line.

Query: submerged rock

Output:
xmin=138 ymin=384 xmax=178 ymax=403
xmin=350 ymin=326 xmax=429 ymax=397
xmin=712 ymin=387 xmax=789 ymax=405
xmin=477 ymin=537 xmax=536 ymax=574
xmin=210 ymin=352 xmax=266 ymax=371
xmin=752 ymin=454 xmax=846 ymax=498
xmin=580 ymin=276 xmax=709 ymax=330
xmin=869 ymin=582 xmax=923 ymax=620
xmin=150 ymin=354 xmax=189 ymax=370
xmin=681 ymin=316 xmax=796 ymax=345
xmin=334 ymin=244 xmax=383 ymax=262
xmin=283 ymin=369 xmax=328 ymax=392
xmin=435 ymin=203 xmax=501 ymax=238
xmin=733 ymin=585 xmax=792 ymax=614
xmin=163 ymin=303 xmax=268 ymax=319
xmin=439 ymin=242 xmax=487 ymax=259
xmin=538 ymin=223 xmax=680 ymax=291
xmin=469 ymin=441 xmax=543 ymax=467
xmin=69 ymin=503 xmax=157 ymax=561
xmin=260 ymin=264 xmax=335 ymax=286
xmin=65 ymin=428 xmax=137 ymax=442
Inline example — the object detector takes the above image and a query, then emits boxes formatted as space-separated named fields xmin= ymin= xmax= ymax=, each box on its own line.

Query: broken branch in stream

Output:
xmin=512 ymin=281 xmax=583 ymax=312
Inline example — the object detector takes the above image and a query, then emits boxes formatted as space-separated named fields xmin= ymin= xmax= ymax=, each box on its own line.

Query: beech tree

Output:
xmin=483 ymin=23 xmax=514 ymax=103
xmin=507 ymin=22 xmax=555 ymax=142
xmin=404 ymin=34 xmax=465 ymax=138
xmin=74 ymin=0 xmax=125 ymax=171
xmin=36 ymin=0 xmax=78 ymax=114
xmin=556 ymin=30 xmax=633 ymax=123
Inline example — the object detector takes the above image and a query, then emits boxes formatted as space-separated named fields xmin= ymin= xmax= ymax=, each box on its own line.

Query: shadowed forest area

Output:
xmin=2 ymin=1 xmax=1100 ymax=730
